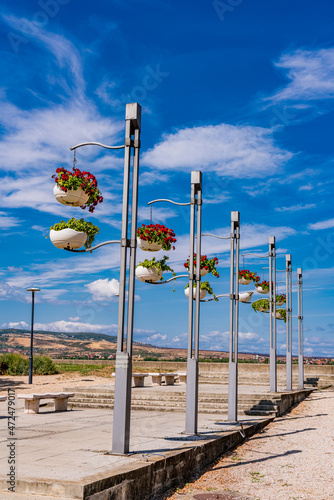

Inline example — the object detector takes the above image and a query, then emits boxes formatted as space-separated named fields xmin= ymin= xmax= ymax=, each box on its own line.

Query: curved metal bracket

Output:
xmin=64 ymin=240 xmax=121 ymax=253
xmin=147 ymin=199 xmax=191 ymax=206
xmin=70 ymin=142 xmax=125 ymax=151
xmin=201 ymin=233 xmax=231 ymax=240
xmin=241 ymin=252 xmax=269 ymax=258
xmin=142 ymin=274 xmax=189 ymax=285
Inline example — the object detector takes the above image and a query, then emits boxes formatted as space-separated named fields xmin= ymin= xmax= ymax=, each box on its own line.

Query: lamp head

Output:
xmin=26 ymin=288 xmax=40 ymax=292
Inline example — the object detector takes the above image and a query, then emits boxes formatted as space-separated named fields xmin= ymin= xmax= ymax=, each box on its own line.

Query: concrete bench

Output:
xmin=148 ymin=373 xmax=163 ymax=385
xmin=17 ymin=393 xmax=75 ymax=414
xmin=161 ymin=372 xmax=178 ymax=386
xmin=132 ymin=373 xmax=148 ymax=387
xmin=0 ymin=395 xmax=7 ymax=401
xmin=178 ymin=372 xmax=187 ymax=384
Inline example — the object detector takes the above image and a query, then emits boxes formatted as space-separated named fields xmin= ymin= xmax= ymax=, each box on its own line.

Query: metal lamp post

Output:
xmin=286 ymin=254 xmax=292 ymax=391
xmin=64 ymin=103 xmax=141 ymax=455
xmin=297 ymin=268 xmax=304 ymax=389
xmin=269 ymin=236 xmax=277 ymax=393
xmin=26 ymin=287 xmax=40 ymax=384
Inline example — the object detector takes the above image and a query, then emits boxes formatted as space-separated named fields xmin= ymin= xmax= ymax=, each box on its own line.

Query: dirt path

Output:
xmin=159 ymin=388 xmax=334 ymax=500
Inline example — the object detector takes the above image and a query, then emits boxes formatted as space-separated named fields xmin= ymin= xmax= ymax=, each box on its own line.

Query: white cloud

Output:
xmin=142 ymin=123 xmax=292 ymax=178
xmin=267 ymin=47 xmax=334 ymax=103
xmin=2 ymin=321 xmax=29 ymax=329
xmin=275 ymin=203 xmax=316 ymax=213
xmin=85 ymin=278 xmax=119 ymax=301
xmin=33 ymin=320 xmax=117 ymax=334
xmin=308 ymin=218 xmax=334 ymax=230
xmin=0 ymin=211 xmax=21 ymax=229
xmin=145 ymin=333 xmax=167 ymax=343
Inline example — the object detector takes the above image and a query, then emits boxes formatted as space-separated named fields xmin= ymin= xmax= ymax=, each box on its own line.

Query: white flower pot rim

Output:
xmin=135 ymin=265 xmax=162 ymax=283
xmin=137 ymin=237 xmax=163 ymax=252
xmin=53 ymin=184 xmax=89 ymax=207
xmin=50 ymin=228 xmax=87 ymax=249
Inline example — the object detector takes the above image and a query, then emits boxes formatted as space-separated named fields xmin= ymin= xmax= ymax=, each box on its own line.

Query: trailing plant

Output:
xmin=136 ymin=255 xmax=175 ymax=280
xmin=276 ymin=309 xmax=287 ymax=322
xmin=256 ymin=280 xmax=270 ymax=290
xmin=276 ymin=293 xmax=286 ymax=304
xmin=239 ymin=269 xmax=260 ymax=283
xmin=50 ymin=218 xmax=100 ymax=249
xmin=137 ymin=223 xmax=176 ymax=251
xmin=251 ymin=299 xmax=269 ymax=312
xmin=184 ymin=254 xmax=219 ymax=277
xmin=184 ymin=280 xmax=217 ymax=300
xmin=52 ymin=166 xmax=103 ymax=213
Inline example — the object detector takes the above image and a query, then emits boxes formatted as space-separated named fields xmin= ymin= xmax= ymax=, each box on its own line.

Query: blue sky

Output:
xmin=1 ymin=0 xmax=334 ymax=357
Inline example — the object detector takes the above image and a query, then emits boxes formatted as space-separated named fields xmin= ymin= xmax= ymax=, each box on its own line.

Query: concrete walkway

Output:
xmin=0 ymin=384 xmax=313 ymax=499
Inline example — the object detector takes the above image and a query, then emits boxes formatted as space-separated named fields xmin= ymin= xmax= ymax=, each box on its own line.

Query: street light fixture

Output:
xmin=26 ymin=287 xmax=40 ymax=384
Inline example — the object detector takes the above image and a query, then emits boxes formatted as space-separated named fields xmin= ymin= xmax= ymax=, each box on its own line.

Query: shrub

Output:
xmin=33 ymin=356 xmax=59 ymax=375
xmin=0 ymin=354 xmax=58 ymax=375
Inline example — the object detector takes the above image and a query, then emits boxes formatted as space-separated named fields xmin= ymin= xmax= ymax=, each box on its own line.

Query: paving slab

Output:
xmin=0 ymin=385 xmax=311 ymax=499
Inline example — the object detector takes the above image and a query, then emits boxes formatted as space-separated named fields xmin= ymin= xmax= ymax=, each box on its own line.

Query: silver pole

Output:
xmin=112 ymin=103 xmax=141 ymax=454
xmin=26 ymin=287 xmax=40 ymax=385
xmin=228 ymin=211 xmax=240 ymax=422
xmin=286 ymin=254 xmax=292 ymax=391
xmin=269 ymin=236 xmax=277 ymax=392
xmin=297 ymin=268 xmax=304 ymax=389
xmin=185 ymin=171 xmax=202 ymax=435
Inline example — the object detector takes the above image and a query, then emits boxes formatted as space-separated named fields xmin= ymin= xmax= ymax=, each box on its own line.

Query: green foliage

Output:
xmin=137 ymin=255 xmax=174 ymax=278
xmin=137 ymin=223 xmax=176 ymax=251
xmin=0 ymin=353 xmax=28 ymax=375
xmin=0 ymin=354 xmax=58 ymax=375
xmin=252 ymin=299 xmax=269 ymax=312
xmin=33 ymin=356 xmax=59 ymax=375
xmin=50 ymin=218 xmax=100 ymax=249
xmin=184 ymin=254 xmax=220 ymax=277
xmin=185 ymin=280 xmax=214 ymax=295
xmin=276 ymin=308 xmax=287 ymax=322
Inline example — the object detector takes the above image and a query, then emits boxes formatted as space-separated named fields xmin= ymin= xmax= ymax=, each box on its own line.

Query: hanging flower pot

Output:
xmin=135 ymin=256 xmax=174 ymax=283
xmin=184 ymin=287 xmax=207 ymax=300
xmin=251 ymin=299 xmax=269 ymax=313
xmin=239 ymin=291 xmax=253 ymax=303
xmin=52 ymin=166 xmax=103 ymax=213
xmin=276 ymin=294 xmax=286 ymax=307
xmin=276 ymin=309 xmax=286 ymax=322
xmin=135 ymin=266 xmax=162 ymax=283
xmin=184 ymin=255 xmax=219 ymax=278
xmin=184 ymin=280 xmax=215 ymax=301
xmin=53 ymin=185 xmax=89 ymax=207
xmin=137 ymin=238 xmax=162 ymax=252
xmin=137 ymin=224 xmax=176 ymax=252
xmin=48 ymin=218 xmax=100 ymax=250
xmin=238 ymin=269 xmax=260 ymax=285
xmin=255 ymin=280 xmax=270 ymax=294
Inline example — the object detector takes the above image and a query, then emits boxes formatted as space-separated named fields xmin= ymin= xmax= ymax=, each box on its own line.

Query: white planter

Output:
xmin=256 ymin=286 xmax=269 ymax=294
xmin=50 ymin=228 xmax=87 ymax=249
xmin=188 ymin=267 xmax=209 ymax=276
xmin=276 ymin=301 xmax=285 ymax=307
xmin=137 ymin=237 xmax=162 ymax=252
xmin=258 ymin=307 xmax=269 ymax=313
xmin=53 ymin=185 xmax=89 ymax=207
xmin=184 ymin=287 xmax=207 ymax=300
xmin=276 ymin=312 xmax=284 ymax=320
xmin=239 ymin=277 xmax=252 ymax=285
xmin=239 ymin=292 xmax=253 ymax=303
xmin=135 ymin=266 xmax=162 ymax=283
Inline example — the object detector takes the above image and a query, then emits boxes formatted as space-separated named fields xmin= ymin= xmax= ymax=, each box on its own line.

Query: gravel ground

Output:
xmin=0 ymin=373 xmax=112 ymax=395
xmin=159 ymin=388 xmax=334 ymax=500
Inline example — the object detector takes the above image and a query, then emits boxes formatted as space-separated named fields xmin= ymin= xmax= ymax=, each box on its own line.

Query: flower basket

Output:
xmin=135 ymin=256 xmax=174 ymax=283
xmin=184 ymin=280 xmax=215 ymax=301
xmin=276 ymin=294 xmax=286 ymax=306
xmin=238 ymin=269 xmax=259 ymax=285
xmin=184 ymin=255 xmax=219 ymax=278
xmin=135 ymin=266 xmax=162 ymax=283
xmin=184 ymin=287 xmax=207 ymax=300
xmin=53 ymin=185 xmax=89 ymax=207
xmin=137 ymin=224 xmax=176 ymax=252
xmin=50 ymin=228 xmax=87 ymax=250
xmin=276 ymin=309 xmax=286 ymax=322
xmin=255 ymin=280 xmax=270 ymax=294
xmin=52 ymin=167 xmax=103 ymax=213
xmin=251 ymin=299 xmax=269 ymax=313
xmin=137 ymin=238 xmax=162 ymax=252
xmin=49 ymin=218 xmax=100 ymax=250
xmin=239 ymin=291 xmax=253 ymax=303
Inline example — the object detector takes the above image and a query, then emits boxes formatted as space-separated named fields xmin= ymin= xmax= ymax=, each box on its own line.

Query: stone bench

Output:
xmin=132 ymin=373 xmax=148 ymax=387
xmin=0 ymin=395 xmax=7 ymax=401
xmin=17 ymin=393 xmax=75 ymax=414
xmin=178 ymin=372 xmax=187 ymax=383
xmin=160 ymin=372 xmax=179 ymax=386
xmin=148 ymin=373 xmax=163 ymax=386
